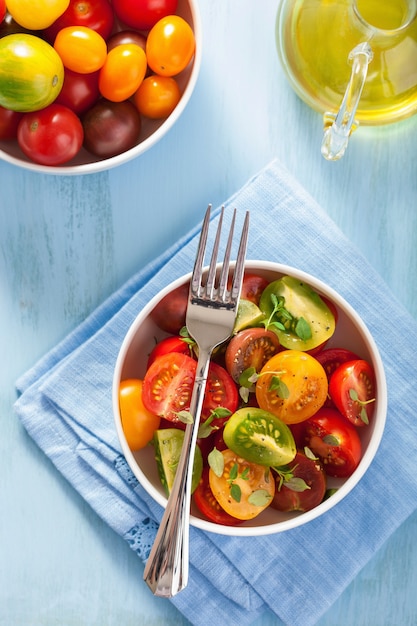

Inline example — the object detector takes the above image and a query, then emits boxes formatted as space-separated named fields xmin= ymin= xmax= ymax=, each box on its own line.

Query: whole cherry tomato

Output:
xmin=0 ymin=0 xmax=6 ymax=22
xmin=329 ymin=359 xmax=376 ymax=427
xmin=82 ymin=99 xmax=141 ymax=157
xmin=112 ymin=0 xmax=178 ymax=31
xmin=99 ymin=43 xmax=147 ymax=102
xmin=146 ymin=15 xmax=195 ymax=76
xmin=107 ymin=30 xmax=146 ymax=53
xmin=44 ymin=0 xmax=114 ymax=42
xmin=0 ymin=105 xmax=23 ymax=140
xmin=17 ymin=103 xmax=83 ymax=165
xmin=134 ymin=75 xmax=181 ymax=119
xmin=55 ymin=69 xmax=100 ymax=115
xmin=119 ymin=379 xmax=160 ymax=451
xmin=54 ymin=26 xmax=107 ymax=73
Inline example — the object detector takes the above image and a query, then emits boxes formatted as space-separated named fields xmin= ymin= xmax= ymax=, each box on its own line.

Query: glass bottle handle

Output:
xmin=321 ymin=42 xmax=373 ymax=161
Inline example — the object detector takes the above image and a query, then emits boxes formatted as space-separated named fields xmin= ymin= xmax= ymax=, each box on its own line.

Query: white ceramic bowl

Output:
xmin=113 ymin=261 xmax=387 ymax=536
xmin=0 ymin=0 xmax=201 ymax=175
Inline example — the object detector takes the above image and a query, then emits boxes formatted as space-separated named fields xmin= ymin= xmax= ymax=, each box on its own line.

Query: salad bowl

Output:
xmin=112 ymin=261 xmax=387 ymax=536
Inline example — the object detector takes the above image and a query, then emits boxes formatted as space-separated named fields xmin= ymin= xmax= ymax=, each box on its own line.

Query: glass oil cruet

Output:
xmin=275 ymin=0 xmax=417 ymax=159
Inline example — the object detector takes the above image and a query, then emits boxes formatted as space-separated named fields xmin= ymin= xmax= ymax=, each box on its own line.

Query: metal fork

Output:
xmin=143 ymin=205 xmax=249 ymax=598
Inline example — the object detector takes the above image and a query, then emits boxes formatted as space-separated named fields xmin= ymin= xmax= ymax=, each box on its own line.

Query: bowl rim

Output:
xmin=112 ymin=260 xmax=387 ymax=536
xmin=0 ymin=0 xmax=203 ymax=176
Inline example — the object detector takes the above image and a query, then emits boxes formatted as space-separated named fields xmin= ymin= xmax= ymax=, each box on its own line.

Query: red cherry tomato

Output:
xmin=0 ymin=0 xmax=6 ymax=22
xmin=193 ymin=468 xmax=244 ymax=526
xmin=271 ymin=451 xmax=326 ymax=512
xmin=150 ymin=282 xmax=189 ymax=334
xmin=17 ymin=104 xmax=83 ymax=166
xmin=44 ymin=0 xmax=114 ymax=42
xmin=147 ymin=335 xmax=192 ymax=368
xmin=0 ymin=105 xmax=23 ymax=140
xmin=202 ymin=362 xmax=239 ymax=423
xmin=240 ymin=273 xmax=269 ymax=305
xmin=329 ymin=359 xmax=376 ymax=427
xmin=294 ymin=408 xmax=362 ymax=478
xmin=55 ymin=69 xmax=100 ymax=115
xmin=142 ymin=353 xmax=238 ymax=426
xmin=112 ymin=0 xmax=178 ymax=30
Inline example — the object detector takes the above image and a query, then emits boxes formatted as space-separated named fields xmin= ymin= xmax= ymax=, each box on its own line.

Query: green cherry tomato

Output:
xmin=223 ymin=407 xmax=297 ymax=467
xmin=259 ymin=275 xmax=336 ymax=351
xmin=153 ymin=428 xmax=203 ymax=496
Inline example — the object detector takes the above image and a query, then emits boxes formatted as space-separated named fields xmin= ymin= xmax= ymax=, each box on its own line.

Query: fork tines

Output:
xmin=190 ymin=205 xmax=249 ymax=307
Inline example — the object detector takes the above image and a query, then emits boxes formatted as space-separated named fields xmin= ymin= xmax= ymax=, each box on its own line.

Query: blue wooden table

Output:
xmin=1 ymin=2 xmax=417 ymax=624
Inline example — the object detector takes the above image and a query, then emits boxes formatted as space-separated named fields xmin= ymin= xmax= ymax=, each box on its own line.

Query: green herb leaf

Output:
xmin=295 ymin=316 xmax=312 ymax=341
xmin=323 ymin=434 xmax=339 ymax=446
xmin=269 ymin=375 xmax=290 ymax=399
xmin=207 ymin=448 xmax=224 ymax=477
xmin=229 ymin=463 xmax=239 ymax=481
xmin=248 ymin=489 xmax=272 ymax=507
xmin=304 ymin=446 xmax=318 ymax=460
xmin=230 ymin=483 xmax=241 ymax=502
xmin=177 ymin=410 xmax=194 ymax=424
xmin=285 ymin=477 xmax=311 ymax=492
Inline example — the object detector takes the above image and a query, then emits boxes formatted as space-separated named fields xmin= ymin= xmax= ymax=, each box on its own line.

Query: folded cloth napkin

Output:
xmin=15 ymin=159 xmax=417 ymax=626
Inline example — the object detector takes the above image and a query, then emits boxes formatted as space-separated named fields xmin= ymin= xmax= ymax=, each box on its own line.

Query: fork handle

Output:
xmin=143 ymin=348 xmax=212 ymax=597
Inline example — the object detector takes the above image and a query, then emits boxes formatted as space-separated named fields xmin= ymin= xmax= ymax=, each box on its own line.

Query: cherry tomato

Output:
xmin=147 ymin=335 xmax=192 ymax=368
xmin=209 ymin=448 xmax=275 ymax=520
xmin=154 ymin=427 xmax=202 ymax=495
xmin=112 ymin=0 xmax=178 ymax=31
xmin=146 ymin=15 xmax=195 ymax=77
xmin=55 ymin=69 xmax=100 ymax=115
xmin=223 ymin=407 xmax=296 ymax=467
xmin=142 ymin=352 xmax=197 ymax=423
xmin=295 ymin=408 xmax=362 ymax=478
xmin=0 ymin=0 xmax=6 ymax=22
xmin=255 ymin=350 xmax=328 ymax=424
xmin=99 ymin=44 xmax=147 ymax=102
xmin=17 ymin=103 xmax=83 ymax=165
xmin=150 ymin=281 xmax=189 ymax=334
xmin=329 ymin=359 xmax=376 ymax=427
xmin=54 ymin=26 xmax=107 ymax=73
xmin=82 ymin=99 xmax=141 ymax=158
xmin=240 ymin=273 xmax=269 ymax=305
xmin=44 ymin=0 xmax=114 ymax=42
xmin=134 ymin=75 xmax=181 ymax=119
xmin=119 ymin=379 xmax=160 ymax=450
xmin=6 ymin=0 xmax=70 ymax=30
xmin=193 ymin=468 xmax=243 ymax=526
xmin=202 ymin=362 xmax=239 ymax=423
xmin=315 ymin=347 xmax=360 ymax=406
xmin=259 ymin=275 xmax=336 ymax=352
xmin=224 ymin=327 xmax=281 ymax=383
xmin=107 ymin=30 xmax=146 ymax=53
xmin=271 ymin=451 xmax=327 ymax=512
xmin=0 ymin=105 xmax=23 ymax=140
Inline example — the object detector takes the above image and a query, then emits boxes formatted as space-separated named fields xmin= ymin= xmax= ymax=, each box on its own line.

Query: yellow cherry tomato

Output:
xmin=146 ymin=15 xmax=195 ymax=77
xmin=119 ymin=379 xmax=161 ymax=451
xmin=209 ymin=449 xmax=275 ymax=520
xmin=99 ymin=44 xmax=147 ymax=102
xmin=6 ymin=0 xmax=69 ymax=30
xmin=134 ymin=74 xmax=181 ymax=119
xmin=54 ymin=26 xmax=107 ymax=74
xmin=255 ymin=350 xmax=328 ymax=424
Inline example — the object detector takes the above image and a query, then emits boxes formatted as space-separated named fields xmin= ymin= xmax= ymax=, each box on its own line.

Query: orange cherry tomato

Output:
xmin=134 ymin=74 xmax=181 ymax=119
xmin=99 ymin=44 xmax=147 ymax=102
xmin=119 ymin=379 xmax=161 ymax=451
xmin=146 ymin=15 xmax=195 ymax=77
xmin=54 ymin=26 xmax=107 ymax=73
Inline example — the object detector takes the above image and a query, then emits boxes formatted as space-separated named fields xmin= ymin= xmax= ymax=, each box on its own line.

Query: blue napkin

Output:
xmin=15 ymin=159 xmax=417 ymax=626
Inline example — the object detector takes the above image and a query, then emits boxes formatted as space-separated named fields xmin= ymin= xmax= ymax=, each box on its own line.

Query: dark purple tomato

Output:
xmin=82 ymin=99 xmax=141 ymax=158
xmin=107 ymin=29 xmax=147 ymax=52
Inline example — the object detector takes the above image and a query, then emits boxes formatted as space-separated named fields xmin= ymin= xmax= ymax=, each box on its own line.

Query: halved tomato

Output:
xmin=271 ymin=451 xmax=326 ymax=512
xmin=294 ymin=408 xmax=362 ymax=477
xmin=147 ymin=335 xmax=192 ymax=368
xmin=193 ymin=467 xmax=243 ymax=526
xmin=240 ymin=273 xmax=269 ymax=305
xmin=329 ymin=359 xmax=376 ymax=427
xmin=255 ymin=350 xmax=328 ymax=424
xmin=202 ymin=362 xmax=239 ymax=423
xmin=208 ymin=448 xmax=275 ymax=520
xmin=224 ymin=327 xmax=281 ymax=383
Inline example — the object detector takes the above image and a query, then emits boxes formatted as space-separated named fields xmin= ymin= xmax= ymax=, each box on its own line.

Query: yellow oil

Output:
xmin=276 ymin=0 xmax=417 ymax=124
